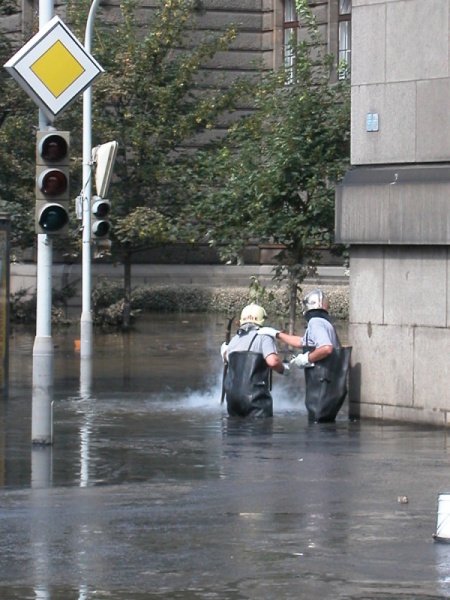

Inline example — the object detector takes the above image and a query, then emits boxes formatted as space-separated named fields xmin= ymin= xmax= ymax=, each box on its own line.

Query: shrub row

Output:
xmin=10 ymin=279 xmax=349 ymax=327
xmin=92 ymin=280 xmax=349 ymax=325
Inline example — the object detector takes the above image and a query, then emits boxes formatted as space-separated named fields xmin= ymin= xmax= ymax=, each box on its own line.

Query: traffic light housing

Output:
xmin=35 ymin=131 xmax=70 ymax=235
xmin=91 ymin=195 xmax=111 ymax=239
xmin=92 ymin=141 xmax=118 ymax=198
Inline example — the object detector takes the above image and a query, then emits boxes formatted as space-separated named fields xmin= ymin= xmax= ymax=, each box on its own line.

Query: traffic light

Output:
xmin=35 ymin=131 xmax=70 ymax=235
xmin=91 ymin=195 xmax=111 ymax=239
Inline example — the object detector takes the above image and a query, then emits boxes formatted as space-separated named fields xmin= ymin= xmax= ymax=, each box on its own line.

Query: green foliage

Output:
xmin=1 ymin=0 xmax=248 ymax=258
xmin=248 ymin=275 xmax=276 ymax=307
xmin=89 ymin=279 xmax=348 ymax=329
xmin=0 ymin=2 xmax=18 ymax=16
xmin=113 ymin=206 xmax=174 ymax=248
xmin=0 ymin=15 xmax=36 ymax=251
xmin=1 ymin=0 xmax=349 ymax=334
xmin=188 ymin=1 xmax=350 ymax=322
xmin=10 ymin=285 xmax=75 ymax=325
xmin=66 ymin=0 xmax=246 ymax=259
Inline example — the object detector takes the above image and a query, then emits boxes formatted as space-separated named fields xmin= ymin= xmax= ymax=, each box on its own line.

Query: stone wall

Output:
xmin=336 ymin=0 xmax=450 ymax=426
xmin=348 ymin=245 xmax=450 ymax=426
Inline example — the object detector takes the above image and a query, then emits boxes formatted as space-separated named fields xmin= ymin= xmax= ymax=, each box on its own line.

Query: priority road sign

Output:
xmin=4 ymin=15 xmax=104 ymax=121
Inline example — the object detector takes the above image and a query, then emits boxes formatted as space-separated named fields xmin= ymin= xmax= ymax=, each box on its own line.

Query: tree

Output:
xmin=188 ymin=0 xmax=350 ymax=331
xmin=65 ymin=0 xmax=250 ymax=327
xmin=0 ymin=3 xmax=36 ymax=252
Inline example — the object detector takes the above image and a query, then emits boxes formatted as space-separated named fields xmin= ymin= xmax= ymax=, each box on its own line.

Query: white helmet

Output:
xmin=302 ymin=289 xmax=329 ymax=314
xmin=240 ymin=303 xmax=267 ymax=326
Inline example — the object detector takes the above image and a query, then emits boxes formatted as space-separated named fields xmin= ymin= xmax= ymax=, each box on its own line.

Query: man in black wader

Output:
xmin=221 ymin=303 xmax=290 ymax=418
xmin=258 ymin=289 xmax=351 ymax=423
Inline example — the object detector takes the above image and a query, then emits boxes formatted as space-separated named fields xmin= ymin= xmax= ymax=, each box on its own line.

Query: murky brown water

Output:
xmin=1 ymin=314 xmax=450 ymax=599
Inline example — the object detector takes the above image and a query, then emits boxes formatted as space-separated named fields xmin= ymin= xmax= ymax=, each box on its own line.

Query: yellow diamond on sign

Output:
xmin=31 ymin=40 xmax=85 ymax=98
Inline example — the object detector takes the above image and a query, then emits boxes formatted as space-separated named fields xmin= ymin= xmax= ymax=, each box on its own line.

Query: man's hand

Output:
xmin=290 ymin=352 xmax=314 ymax=369
xmin=257 ymin=327 xmax=280 ymax=339
xmin=220 ymin=342 xmax=228 ymax=362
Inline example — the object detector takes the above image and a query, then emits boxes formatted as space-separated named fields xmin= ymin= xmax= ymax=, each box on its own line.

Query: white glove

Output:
xmin=257 ymin=327 xmax=280 ymax=339
xmin=220 ymin=342 xmax=228 ymax=361
xmin=290 ymin=352 xmax=314 ymax=369
xmin=282 ymin=362 xmax=290 ymax=376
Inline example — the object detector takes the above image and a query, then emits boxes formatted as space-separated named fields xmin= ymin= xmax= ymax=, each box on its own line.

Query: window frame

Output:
xmin=338 ymin=0 xmax=351 ymax=79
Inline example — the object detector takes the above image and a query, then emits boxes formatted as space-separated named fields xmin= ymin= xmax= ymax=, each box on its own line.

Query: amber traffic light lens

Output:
xmin=39 ymin=169 xmax=68 ymax=196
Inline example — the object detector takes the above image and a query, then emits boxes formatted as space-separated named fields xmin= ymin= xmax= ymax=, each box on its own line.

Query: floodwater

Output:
xmin=1 ymin=313 xmax=450 ymax=599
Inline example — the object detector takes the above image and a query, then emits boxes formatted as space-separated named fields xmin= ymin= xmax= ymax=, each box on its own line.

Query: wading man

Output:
xmin=258 ymin=290 xmax=351 ymax=423
xmin=220 ymin=303 xmax=289 ymax=418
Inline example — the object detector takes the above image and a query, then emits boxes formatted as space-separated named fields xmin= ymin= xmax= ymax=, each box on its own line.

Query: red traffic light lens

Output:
xmin=40 ymin=134 xmax=68 ymax=162
xmin=38 ymin=169 xmax=68 ymax=196
xmin=38 ymin=204 xmax=69 ymax=232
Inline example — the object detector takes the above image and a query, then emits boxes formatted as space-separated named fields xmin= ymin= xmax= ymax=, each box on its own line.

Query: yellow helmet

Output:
xmin=239 ymin=303 xmax=267 ymax=326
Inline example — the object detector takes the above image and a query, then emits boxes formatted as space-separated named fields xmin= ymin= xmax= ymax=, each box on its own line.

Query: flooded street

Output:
xmin=1 ymin=314 xmax=450 ymax=599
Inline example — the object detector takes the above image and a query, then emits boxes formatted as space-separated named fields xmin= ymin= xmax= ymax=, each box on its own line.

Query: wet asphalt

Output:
xmin=1 ymin=314 xmax=450 ymax=599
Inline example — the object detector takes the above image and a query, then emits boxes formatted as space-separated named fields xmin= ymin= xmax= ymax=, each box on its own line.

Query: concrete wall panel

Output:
xmin=349 ymin=247 xmax=384 ymax=324
xmin=386 ymin=0 xmax=448 ymax=83
xmin=388 ymin=183 xmax=450 ymax=244
xmin=335 ymin=183 xmax=390 ymax=243
xmin=336 ymin=167 xmax=450 ymax=245
xmin=383 ymin=247 xmax=447 ymax=327
xmin=413 ymin=327 xmax=450 ymax=415
xmin=448 ymin=253 xmax=450 ymax=327
xmin=348 ymin=322 xmax=414 ymax=408
xmin=351 ymin=82 xmax=416 ymax=165
xmin=352 ymin=3 xmax=386 ymax=86
xmin=416 ymin=79 xmax=450 ymax=161
xmin=377 ymin=404 xmax=447 ymax=426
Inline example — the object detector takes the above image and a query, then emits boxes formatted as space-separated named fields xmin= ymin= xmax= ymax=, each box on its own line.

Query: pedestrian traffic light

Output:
xmin=35 ymin=131 xmax=70 ymax=235
xmin=91 ymin=195 xmax=111 ymax=239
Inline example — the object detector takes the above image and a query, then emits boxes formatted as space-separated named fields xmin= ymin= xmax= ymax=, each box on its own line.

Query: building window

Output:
xmin=283 ymin=0 xmax=299 ymax=75
xmin=338 ymin=0 xmax=351 ymax=78
xmin=281 ymin=0 xmax=351 ymax=80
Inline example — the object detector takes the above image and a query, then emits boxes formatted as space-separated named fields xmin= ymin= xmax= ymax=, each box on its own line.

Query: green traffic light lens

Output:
xmin=38 ymin=204 xmax=69 ymax=232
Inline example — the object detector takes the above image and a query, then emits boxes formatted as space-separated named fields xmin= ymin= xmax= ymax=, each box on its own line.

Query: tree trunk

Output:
xmin=288 ymin=278 xmax=298 ymax=334
xmin=123 ymin=248 xmax=132 ymax=330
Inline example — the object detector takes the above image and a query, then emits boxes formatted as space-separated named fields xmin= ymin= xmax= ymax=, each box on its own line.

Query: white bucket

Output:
xmin=433 ymin=493 xmax=450 ymax=542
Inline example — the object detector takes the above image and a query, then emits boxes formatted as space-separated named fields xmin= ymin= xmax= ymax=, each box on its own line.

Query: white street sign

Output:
xmin=4 ymin=15 xmax=104 ymax=121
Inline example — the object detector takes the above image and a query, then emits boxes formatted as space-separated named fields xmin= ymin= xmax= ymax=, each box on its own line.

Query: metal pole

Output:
xmin=80 ymin=0 xmax=102 ymax=363
xmin=32 ymin=0 xmax=55 ymax=445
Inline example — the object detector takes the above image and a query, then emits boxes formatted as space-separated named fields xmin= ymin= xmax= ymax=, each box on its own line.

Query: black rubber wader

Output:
xmin=224 ymin=334 xmax=273 ymax=418
xmin=304 ymin=346 xmax=352 ymax=423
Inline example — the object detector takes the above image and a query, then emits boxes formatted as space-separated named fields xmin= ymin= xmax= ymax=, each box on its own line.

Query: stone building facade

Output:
xmin=3 ymin=1 xmax=350 ymax=90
